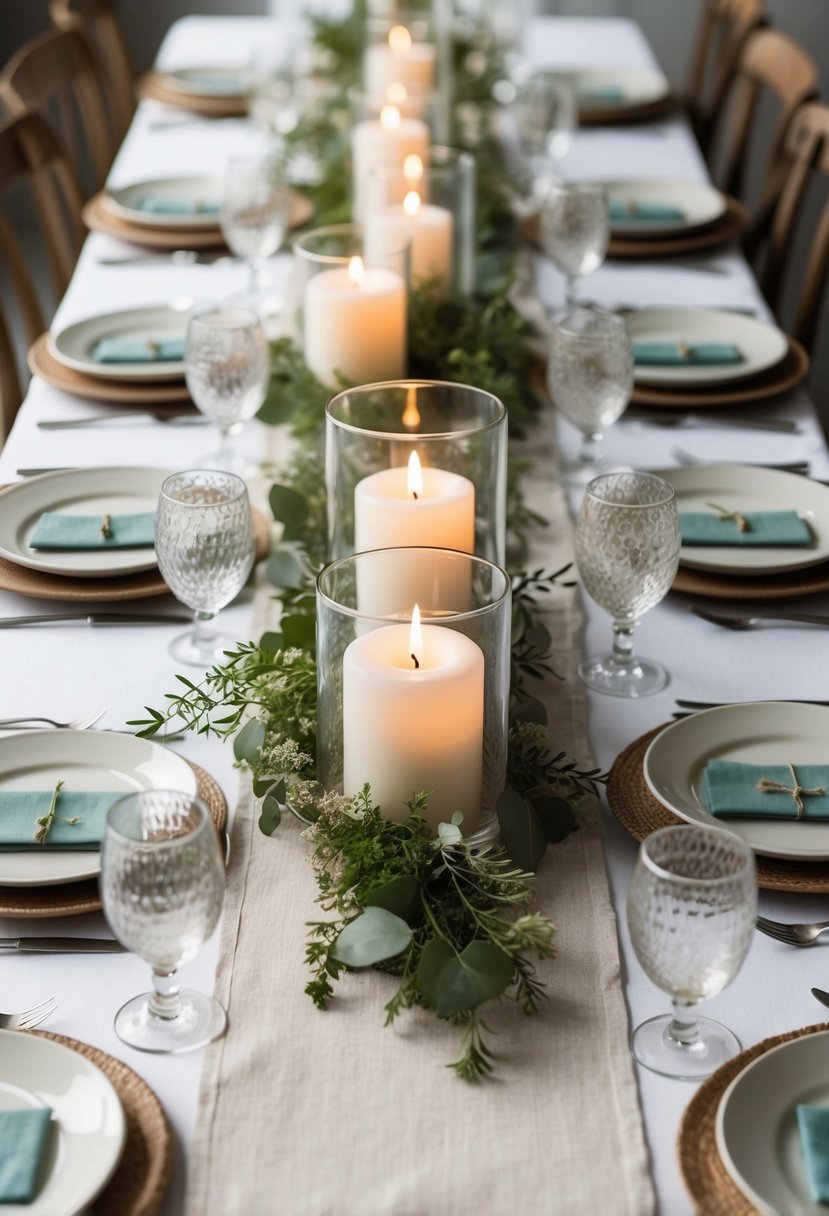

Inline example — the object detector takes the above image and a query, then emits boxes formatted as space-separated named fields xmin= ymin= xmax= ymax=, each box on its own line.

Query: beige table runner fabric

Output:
xmin=185 ymin=403 xmax=656 ymax=1215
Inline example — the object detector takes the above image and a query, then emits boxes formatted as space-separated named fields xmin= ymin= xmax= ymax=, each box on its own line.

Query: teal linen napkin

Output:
xmin=702 ymin=760 xmax=829 ymax=820
xmin=680 ymin=510 xmax=812 ymax=547
xmin=92 ymin=335 xmax=185 ymax=364
xmin=798 ymin=1106 xmax=829 ymax=1203
xmin=0 ymin=1108 xmax=52 ymax=1202
xmin=578 ymin=86 xmax=625 ymax=103
xmin=633 ymin=341 xmax=743 ymax=365
xmin=609 ymin=200 xmax=685 ymax=223
xmin=0 ymin=790 xmax=124 ymax=849
xmin=29 ymin=512 xmax=156 ymax=551
xmin=133 ymin=196 xmax=220 ymax=216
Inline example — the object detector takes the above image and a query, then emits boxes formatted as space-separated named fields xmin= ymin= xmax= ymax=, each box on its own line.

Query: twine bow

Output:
xmin=756 ymin=763 xmax=825 ymax=820
xmin=99 ymin=514 xmax=112 ymax=539
xmin=706 ymin=501 xmax=749 ymax=533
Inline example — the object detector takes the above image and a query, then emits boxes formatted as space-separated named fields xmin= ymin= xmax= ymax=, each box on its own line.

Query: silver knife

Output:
xmin=16 ymin=468 xmax=75 ymax=477
xmin=621 ymin=410 xmax=798 ymax=433
xmin=38 ymin=414 xmax=208 ymax=430
xmin=0 ymin=613 xmax=191 ymax=628
xmin=0 ymin=937 xmax=126 ymax=953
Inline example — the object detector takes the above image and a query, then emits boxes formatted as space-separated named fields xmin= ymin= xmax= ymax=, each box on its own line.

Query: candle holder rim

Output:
xmin=584 ymin=471 xmax=676 ymax=509
xmin=638 ymin=824 xmax=755 ymax=884
xmin=160 ymin=469 xmax=249 ymax=507
xmin=367 ymin=144 xmax=475 ymax=177
xmin=292 ymin=222 xmax=411 ymax=267
xmin=347 ymin=82 xmax=439 ymax=109
xmin=325 ymin=379 xmax=506 ymax=440
xmin=316 ymin=546 xmax=511 ymax=622
xmin=105 ymin=791 xmax=212 ymax=848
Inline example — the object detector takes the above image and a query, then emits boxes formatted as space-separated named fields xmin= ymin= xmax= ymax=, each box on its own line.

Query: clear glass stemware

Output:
xmin=155 ymin=469 xmax=255 ymax=666
xmin=220 ymin=153 xmax=291 ymax=315
xmin=626 ymin=824 xmax=756 ymax=1079
xmin=539 ymin=180 xmax=609 ymax=308
xmin=575 ymin=471 xmax=680 ymax=696
xmin=101 ymin=790 xmax=227 ymax=1054
xmin=512 ymin=70 xmax=576 ymax=200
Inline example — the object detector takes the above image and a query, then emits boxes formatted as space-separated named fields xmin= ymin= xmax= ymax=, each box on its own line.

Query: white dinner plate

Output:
xmin=626 ymin=308 xmax=790 ymax=386
xmin=48 ymin=305 xmax=190 ymax=381
xmin=0 ymin=730 xmax=197 ymax=886
xmin=598 ymin=178 xmax=727 ymax=235
xmin=716 ymin=1030 xmax=829 ymax=1216
xmin=655 ymin=465 xmax=828 ymax=575
xmin=0 ymin=468 xmax=168 ymax=578
xmin=159 ymin=65 xmax=248 ymax=97
xmin=0 ymin=1029 xmax=126 ymax=1216
xmin=103 ymin=176 xmax=224 ymax=230
xmin=566 ymin=67 xmax=670 ymax=110
xmin=644 ymin=703 xmax=829 ymax=860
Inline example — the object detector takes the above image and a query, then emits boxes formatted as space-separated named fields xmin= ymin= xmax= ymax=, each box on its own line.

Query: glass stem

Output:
xmin=149 ymin=967 xmax=182 ymax=1020
xmin=193 ymin=610 xmax=218 ymax=656
xmin=611 ymin=618 xmax=639 ymax=670
xmin=248 ymin=258 xmax=261 ymax=295
xmin=578 ymin=431 xmax=602 ymax=466
xmin=667 ymin=998 xmax=701 ymax=1048
xmin=565 ymin=276 xmax=577 ymax=309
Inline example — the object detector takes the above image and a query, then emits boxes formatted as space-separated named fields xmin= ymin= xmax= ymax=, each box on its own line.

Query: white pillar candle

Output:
xmin=351 ymin=104 xmax=430 ymax=221
xmin=367 ymin=190 xmax=453 ymax=292
xmin=303 ymin=255 xmax=407 ymax=387
xmin=364 ymin=25 xmax=436 ymax=98
xmin=342 ymin=609 xmax=484 ymax=832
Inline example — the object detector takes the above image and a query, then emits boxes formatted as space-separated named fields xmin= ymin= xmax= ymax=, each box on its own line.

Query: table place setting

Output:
xmin=135 ymin=65 xmax=250 ymax=116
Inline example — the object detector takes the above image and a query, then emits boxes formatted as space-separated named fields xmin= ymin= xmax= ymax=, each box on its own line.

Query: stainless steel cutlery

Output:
xmin=0 ymin=613 xmax=191 ymax=628
xmin=756 ymin=916 xmax=829 ymax=947
xmin=621 ymin=409 xmax=798 ymax=432
xmin=38 ymin=413 xmax=207 ymax=430
xmin=0 ymin=938 xmax=125 ymax=953
xmin=97 ymin=250 xmax=234 ymax=266
xmin=671 ymin=447 xmax=810 ymax=475
xmin=691 ymin=606 xmax=829 ymax=630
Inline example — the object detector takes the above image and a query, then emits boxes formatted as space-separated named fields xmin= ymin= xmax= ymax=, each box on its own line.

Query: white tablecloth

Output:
xmin=2 ymin=15 xmax=828 ymax=1215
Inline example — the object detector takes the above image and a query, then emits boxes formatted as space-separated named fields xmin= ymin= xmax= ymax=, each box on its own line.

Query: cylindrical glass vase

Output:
xmin=348 ymin=85 xmax=436 ymax=221
xmin=361 ymin=4 xmax=452 ymax=142
xmin=365 ymin=146 xmax=475 ymax=297
xmin=325 ymin=379 xmax=507 ymax=565
xmin=316 ymin=548 xmax=511 ymax=848
xmin=292 ymin=223 xmax=410 ymax=388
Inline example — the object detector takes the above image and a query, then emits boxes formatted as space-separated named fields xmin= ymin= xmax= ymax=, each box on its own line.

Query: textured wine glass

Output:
xmin=539 ymin=180 xmax=609 ymax=307
xmin=576 ymin=471 xmax=680 ymax=696
xmin=155 ymin=470 xmax=255 ymax=666
xmin=220 ymin=154 xmax=290 ymax=313
xmin=185 ymin=307 xmax=269 ymax=475
xmin=512 ymin=71 xmax=576 ymax=200
xmin=626 ymin=824 xmax=756 ymax=1079
xmin=547 ymin=307 xmax=633 ymax=482
xmin=101 ymin=790 xmax=227 ymax=1054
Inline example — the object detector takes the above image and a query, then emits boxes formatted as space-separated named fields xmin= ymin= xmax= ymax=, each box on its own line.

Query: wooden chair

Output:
xmin=684 ymin=0 xmax=767 ymax=154
xmin=50 ymin=0 xmax=134 ymax=142
xmin=0 ymin=26 xmax=115 ymax=194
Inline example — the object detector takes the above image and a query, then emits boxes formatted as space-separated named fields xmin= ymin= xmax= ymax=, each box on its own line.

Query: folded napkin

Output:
xmin=91 ymin=335 xmax=185 ymax=364
xmin=633 ymin=341 xmax=743 ymax=366
xmin=702 ymin=760 xmax=829 ymax=820
xmin=577 ymin=86 xmax=625 ymax=104
xmin=183 ymin=72 xmax=247 ymax=93
xmin=133 ymin=196 xmax=221 ymax=216
xmin=0 ymin=1108 xmax=52 ymax=1202
xmin=29 ymin=511 xmax=156 ymax=551
xmin=798 ymin=1106 xmax=829 ymax=1203
xmin=680 ymin=510 xmax=812 ymax=547
xmin=609 ymin=199 xmax=685 ymax=223
xmin=0 ymin=790 xmax=124 ymax=849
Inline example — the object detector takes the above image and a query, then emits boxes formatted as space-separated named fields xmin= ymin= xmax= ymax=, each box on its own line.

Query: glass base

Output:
xmin=578 ymin=654 xmax=667 ymax=697
xmin=631 ymin=1013 xmax=741 ymax=1080
xmin=114 ymin=988 xmax=227 ymax=1054
xmin=170 ymin=628 xmax=239 ymax=668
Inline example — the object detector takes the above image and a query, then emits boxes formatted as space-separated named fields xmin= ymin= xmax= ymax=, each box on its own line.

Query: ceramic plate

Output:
xmin=103 ymin=176 xmax=223 ymax=230
xmin=0 ymin=1030 xmax=126 ymax=1216
xmin=626 ymin=308 xmax=790 ymax=386
xmin=567 ymin=67 xmax=670 ymax=110
xmin=644 ymin=703 xmax=829 ymax=860
xmin=0 ymin=468 xmax=168 ymax=578
xmin=716 ymin=1030 xmax=829 ymax=1216
xmin=0 ymin=730 xmax=197 ymax=886
xmin=599 ymin=178 xmax=727 ymax=235
xmin=159 ymin=65 xmax=248 ymax=97
xmin=655 ymin=465 xmax=829 ymax=575
xmin=49 ymin=305 xmax=190 ymax=381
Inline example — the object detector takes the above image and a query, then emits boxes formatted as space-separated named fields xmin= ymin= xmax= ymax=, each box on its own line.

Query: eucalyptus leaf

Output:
xmin=511 ymin=693 xmax=548 ymax=725
xmin=258 ymin=792 xmax=282 ymax=835
xmin=269 ymin=484 xmax=309 ymax=540
xmin=331 ymin=906 xmax=413 ymax=967
xmin=532 ymin=793 xmax=577 ymax=843
xmin=233 ymin=718 xmax=265 ymax=766
xmin=497 ymin=787 xmax=546 ymax=872
xmin=266 ymin=547 xmax=304 ymax=590
xmin=363 ymin=874 xmax=419 ymax=920
xmin=259 ymin=630 xmax=284 ymax=654
xmin=257 ymin=385 xmax=295 ymax=426
xmin=282 ymin=613 xmax=316 ymax=650
xmin=418 ymin=938 xmax=515 ymax=1017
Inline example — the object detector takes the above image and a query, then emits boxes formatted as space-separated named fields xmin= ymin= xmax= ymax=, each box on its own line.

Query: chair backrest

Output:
xmin=50 ymin=0 xmax=134 ymax=141
xmin=0 ymin=26 xmax=115 ymax=193
xmin=685 ymin=0 xmax=767 ymax=151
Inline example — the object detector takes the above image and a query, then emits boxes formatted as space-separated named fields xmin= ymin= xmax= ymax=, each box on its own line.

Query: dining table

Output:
xmin=2 ymin=10 xmax=829 ymax=1215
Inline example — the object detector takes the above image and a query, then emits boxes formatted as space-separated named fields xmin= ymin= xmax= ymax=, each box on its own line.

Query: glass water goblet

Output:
xmin=547 ymin=307 xmax=633 ymax=483
xmin=539 ymin=180 xmax=609 ymax=308
xmin=185 ymin=306 xmax=269 ymax=475
xmin=575 ymin=471 xmax=680 ymax=697
xmin=155 ymin=470 xmax=255 ymax=666
xmin=626 ymin=824 xmax=756 ymax=1080
xmin=512 ymin=70 xmax=576 ymax=201
xmin=220 ymin=154 xmax=291 ymax=316
xmin=101 ymin=790 xmax=227 ymax=1054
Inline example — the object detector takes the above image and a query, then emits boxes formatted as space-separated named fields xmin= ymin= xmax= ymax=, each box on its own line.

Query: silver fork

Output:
xmin=691 ymin=606 xmax=829 ymax=630
xmin=38 ymin=413 xmax=209 ymax=430
xmin=671 ymin=447 xmax=810 ymax=475
xmin=0 ymin=707 xmax=106 ymax=730
xmin=756 ymin=915 xmax=829 ymax=947
xmin=0 ymin=996 xmax=57 ymax=1030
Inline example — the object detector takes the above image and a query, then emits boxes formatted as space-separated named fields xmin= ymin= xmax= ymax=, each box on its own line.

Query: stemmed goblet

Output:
xmin=547 ymin=307 xmax=633 ymax=482
xmin=575 ymin=471 xmax=680 ymax=696
xmin=101 ymin=790 xmax=227 ymax=1054
xmin=155 ymin=469 xmax=255 ymax=667
xmin=539 ymin=180 xmax=609 ymax=308
xmin=626 ymin=824 xmax=756 ymax=1079
xmin=512 ymin=70 xmax=576 ymax=201
xmin=220 ymin=154 xmax=291 ymax=317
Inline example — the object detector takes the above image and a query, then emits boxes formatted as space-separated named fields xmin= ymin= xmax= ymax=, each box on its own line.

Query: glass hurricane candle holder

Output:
xmin=348 ymin=86 xmax=436 ymax=221
xmin=361 ymin=5 xmax=452 ymax=141
xmin=316 ymin=548 xmax=511 ymax=849
xmin=325 ymin=380 xmax=507 ymax=565
xmin=366 ymin=146 xmax=476 ymax=297
xmin=292 ymin=223 xmax=410 ymax=388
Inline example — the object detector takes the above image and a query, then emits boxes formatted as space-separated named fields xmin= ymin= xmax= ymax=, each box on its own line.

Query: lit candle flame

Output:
xmin=386 ymin=81 xmax=408 ymax=106
xmin=380 ymin=104 xmax=401 ymax=130
xmin=407 ymin=449 xmax=423 ymax=499
xmin=409 ymin=603 xmax=422 ymax=669
xmin=402 ymin=385 xmax=421 ymax=429
xmin=348 ymin=256 xmax=364 ymax=287
xmin=389 ymin=24 xmax=412 ymax=54
xmin=403 ymin=190 xmax=421 ymax=218
xmin=403 ymin=154 xmax=423 ymax=186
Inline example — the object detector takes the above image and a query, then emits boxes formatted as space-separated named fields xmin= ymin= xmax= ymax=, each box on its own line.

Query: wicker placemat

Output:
xmin=28 ymin=335 xmax=192 ymax=405
xmin=608 ymin=195 xmax=749 ymax=259
xmin=673 ymin=557 xmax=829 ymax=600
xmin=678 ymin=1021 xmax=829 ymax=1216
xmin=29 ymin=1029 xmax=172 ymax=1216
xmin=0 ymin=759 xmax=228 ymax=918
xmin=607 ymin=726 xmax=829 ymax=892
xmin=136 ymin=70 xmax=248 ymax=116
xmin=630 ymin=337 xmax=809 ymax=409
xmin=85 ymin=191 xmax=314 ymax=246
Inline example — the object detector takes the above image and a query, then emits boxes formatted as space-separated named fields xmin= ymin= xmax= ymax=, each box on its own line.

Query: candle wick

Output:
xmin=412 ymin=490 xmax=418 ymax=500
xmin=410 ymin=652 xmax=420 ymax=669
